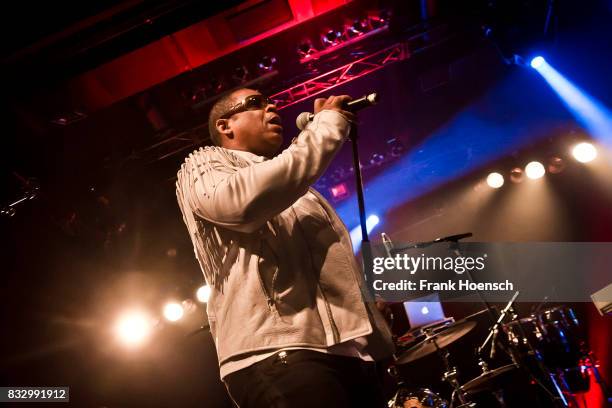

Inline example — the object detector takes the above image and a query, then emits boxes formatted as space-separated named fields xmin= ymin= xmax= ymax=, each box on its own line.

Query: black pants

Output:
xmin=224 ymin=350 xmax=386 ymax=408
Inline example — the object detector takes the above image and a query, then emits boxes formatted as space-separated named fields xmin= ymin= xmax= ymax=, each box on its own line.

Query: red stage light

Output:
xmin=330 ymin=183 xmax=349 ymax=200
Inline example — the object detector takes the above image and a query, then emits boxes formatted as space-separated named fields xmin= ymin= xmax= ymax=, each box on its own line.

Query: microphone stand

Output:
xmin=348 ymin=124 xmax=375 ymax=295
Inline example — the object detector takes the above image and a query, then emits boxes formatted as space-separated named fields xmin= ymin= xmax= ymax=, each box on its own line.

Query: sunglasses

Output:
xmin=219 ymin=94 xmax=274 ymax=119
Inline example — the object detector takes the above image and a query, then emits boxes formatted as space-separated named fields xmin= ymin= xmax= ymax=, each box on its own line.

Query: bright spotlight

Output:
xmin=196 ymin=285 xmax=211 ymax=303
xmin=530 ymin=56 xmax=545 ymax=69
xmin=163 ymin=302 xmax=184 ymax=322
xmin=350 ymin=214 xmax=381 ymax=253
xmin=572 ymin=142 xmax=597 ymax=163
xmin=525 ymin=161 xmax=545 ymax=179
xmin=115 ymin=311 xmax=152 ymax=347
xmin=486 ymin=172 xmax=504 ymax=188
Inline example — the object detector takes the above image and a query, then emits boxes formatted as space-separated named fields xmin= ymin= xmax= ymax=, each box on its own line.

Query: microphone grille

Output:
xmin=366 ymin=93 xmax=379 ymax=105
xmin=296 ymin=112 xmax=313 ymax=130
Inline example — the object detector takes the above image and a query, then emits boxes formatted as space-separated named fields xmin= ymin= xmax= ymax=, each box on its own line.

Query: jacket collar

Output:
xmin=227 ymin=148 xmax=267 ymax=164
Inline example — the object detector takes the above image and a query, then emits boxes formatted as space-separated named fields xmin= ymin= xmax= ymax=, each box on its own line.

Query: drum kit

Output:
xmin=378 ymin=232 xmax=608 ymax=407
xmin=385 ymin=293 xmax=605 ymax=408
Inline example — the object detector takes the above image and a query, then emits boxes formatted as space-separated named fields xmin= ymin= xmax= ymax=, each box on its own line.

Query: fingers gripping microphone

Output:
xmin=296 ymin=92 xmax=379 ymax=130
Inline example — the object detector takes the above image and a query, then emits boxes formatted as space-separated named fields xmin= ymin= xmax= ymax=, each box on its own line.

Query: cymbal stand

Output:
xmin=476 ymin=291 xmax=520 ymax=371
xmin=427 ymin=330 xmax=473 ymax=408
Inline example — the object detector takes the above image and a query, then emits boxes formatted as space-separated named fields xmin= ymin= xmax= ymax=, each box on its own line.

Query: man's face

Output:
xmin=222 ymin=88 xmax=283 ymax=157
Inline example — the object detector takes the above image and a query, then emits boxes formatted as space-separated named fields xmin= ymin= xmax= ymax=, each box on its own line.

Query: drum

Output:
xmin=390 ymin=387 xmax=448 ymax=408
xmin=536 ymin=306 xmax=586 ymax=369
xmin=502 ymin=316 xmax=544 ymax=363
xmin=503 ymin=306 xmax=591 ymax=395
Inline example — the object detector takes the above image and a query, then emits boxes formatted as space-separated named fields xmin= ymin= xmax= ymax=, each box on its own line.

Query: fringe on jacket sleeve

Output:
xmin=175 ymin=147 xmax=249 ymax=287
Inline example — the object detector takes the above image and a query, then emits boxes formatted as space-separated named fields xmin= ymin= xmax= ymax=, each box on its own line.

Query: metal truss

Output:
xmin=135 ymin=42 xmax=411 ymax=167
xmin=271 ymin=43 xmax=410 ymax=111
xmin=136 ymin=23 xmax=456 ymax=166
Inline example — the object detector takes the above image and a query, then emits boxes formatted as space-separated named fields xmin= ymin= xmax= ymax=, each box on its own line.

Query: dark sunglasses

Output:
xmin=219 ymin=94 xmax=274 ymax=119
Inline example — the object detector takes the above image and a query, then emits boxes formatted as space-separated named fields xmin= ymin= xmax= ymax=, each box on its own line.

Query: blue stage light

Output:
xmin=350 ymin=214 xmax=380 ymax=253
xmin=532 ymin=58 xmax=612 ymax=145
xmin=530 ymin=56 xmax=545 ymax=69
xmin=328 ymin=56 xmax=608 ymax=231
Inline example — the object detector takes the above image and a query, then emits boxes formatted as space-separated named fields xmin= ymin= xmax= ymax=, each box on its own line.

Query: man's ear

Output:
xmin=215 ymin=118 xmax=234 ymax=139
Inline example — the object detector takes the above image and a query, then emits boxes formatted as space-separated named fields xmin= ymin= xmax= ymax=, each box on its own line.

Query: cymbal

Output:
xmin=460 ymin=364 xmax=519 ymax=394
xmin=395 ymin=321 xmax=476 ymax=365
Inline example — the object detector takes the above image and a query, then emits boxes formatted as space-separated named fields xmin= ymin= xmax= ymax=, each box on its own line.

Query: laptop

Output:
xmin=403 ymin=293 xmax=448 ymax=329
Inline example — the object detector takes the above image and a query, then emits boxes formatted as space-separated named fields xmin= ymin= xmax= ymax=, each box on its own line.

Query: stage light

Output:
xmin=163 ymin=302 xmax=184 ymax=322
xmin=486 ymin=172 xmax=504 ymax=188
xmin=525 ymin=161 xmax=545 ymax=179
xmin=257 ymin=56 xmax=277 ymax=72
xmin=115 ymin=311 xmax=152 ymax=347
xmin=530 ymin=56 xmax=545 ymax=69
xmin=330 ymin=182 xmax=349 ymax=201
xmin=368 ymin=15 xmax=386 ymax=29
xmin=531 ymin=58 xmax=612 ymax=145
xmin=182 ymin=299 xmax=196 ymax=314
xmin=388 ymin=139 xmax=405 ymax=157
xmin=572 ymin=142 xmax=597 ymax=163
xmin=547 ymin=156 xmax=566 ymax=174
xmin=207 ymin=77 xmax=225 ymax=94
xmin=334 ymin=53 xmax=571 ymax=227
xmin=510 ymin=167 xmax=524 ymax=183
xmin=346 ymin=19 xmax=368 ymax=37
xmin=330 ymin=167 xmax=348 ymax=183
xmin=321 ymin=29 xmax=342 ymax=47
xmin=369 ymin=153 xmax=385 ymax=166
xmin=233 ymin=66 xmax=249 ymax=82
xmin=196 ymin=285 xmax=211 ymax=303
xmin=297 ymin=40 xmax=316 ymax=58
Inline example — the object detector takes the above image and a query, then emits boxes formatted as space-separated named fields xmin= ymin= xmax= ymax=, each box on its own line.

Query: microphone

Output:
xmin=347 ymin=92 xmax=379 ymax=111
xmin=381 ymin=232 xmax=395 ymax=258
xmin=296 ymin=92 xmax=379 ymax=130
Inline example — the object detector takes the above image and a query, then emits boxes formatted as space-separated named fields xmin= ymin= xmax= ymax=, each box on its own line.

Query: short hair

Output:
xmin=207 ymin=89 xmax=248 ymax=146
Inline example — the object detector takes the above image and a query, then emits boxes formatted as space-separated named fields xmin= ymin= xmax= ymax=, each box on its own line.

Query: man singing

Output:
xmin=176 ymin=88 xmax=393 ymax=407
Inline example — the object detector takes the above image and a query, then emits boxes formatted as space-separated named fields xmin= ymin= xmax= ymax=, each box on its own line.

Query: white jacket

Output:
xmin=176 ymin=110 xmax=394 ymax=366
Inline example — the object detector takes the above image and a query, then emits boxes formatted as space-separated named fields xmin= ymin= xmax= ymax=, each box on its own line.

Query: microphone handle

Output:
xmin=295 ymin=92 xmax=378 ymax=130
xmin=345 ymin=92 xmax=379 ymax=112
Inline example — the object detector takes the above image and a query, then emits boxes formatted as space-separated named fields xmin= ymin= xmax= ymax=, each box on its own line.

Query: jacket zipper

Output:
xmin=257 ymin=239 xmax=279 ymax=314
xmin=318 ymin=282 xmax=341 ymax=343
